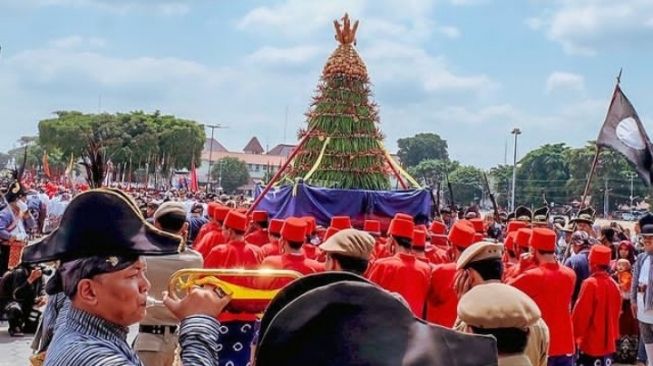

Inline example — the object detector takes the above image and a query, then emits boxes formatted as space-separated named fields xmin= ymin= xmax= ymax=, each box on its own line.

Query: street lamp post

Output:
xmin=203 ymin=124 xmax=224 ymax=192
xmin=510 ymin=128 xmax=522 ymax=212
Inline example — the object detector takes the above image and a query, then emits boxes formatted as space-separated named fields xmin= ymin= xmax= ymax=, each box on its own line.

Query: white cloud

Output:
xmin=237 ymin=0 xmax=367 ymax=36
xmin=246 ymin=45 xmax=323 ymax=65
xmin=528 ymin=0 xmax=653 ymax=55
xmin=363 ymin=41 xmax=498 ymax=94
xmin=545 ymin=71 xmax=586 ymax=94
xmin=49 ymin=35 xmax=106 ymax=49
xmin=437 ymin=26 xmax=461 ymax=39
xmin=6 ymin=41 xmax=227 ymax=89
xmin=10 ymin=0 xmax=190 ymax=15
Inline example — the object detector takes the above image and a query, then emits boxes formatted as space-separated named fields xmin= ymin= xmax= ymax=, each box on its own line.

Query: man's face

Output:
xmin=325 ymin=254 xmax=339 ymax=271
xmin=92 ymin=258 xmax=150 ymax=326
xmin=577 ymin=222 xmax=591 ymax=232
xmin=643 ymin=236 xmax=653 ymax=255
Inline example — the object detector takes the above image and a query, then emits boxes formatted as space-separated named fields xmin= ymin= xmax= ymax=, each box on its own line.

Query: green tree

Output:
xmin=408 ymin=159 xmax=459 ymax=188
xmin=285 ymin=15 xmax=390 ymax=190
xmin=397 ymin=133 xmax=449 ymax=167
xmin=37 ymin=111 xmax=205 ymax=180
xmin=515 ymin=143 xmax=571 ymax=207
xmin=212 ymin=157 xmax=249 ymax=194
xmin=448 ymin=165 xmax=483 ymax=206
xmin=489 ymin=164 xmax=513 ymax=208
xmin=566 ymin=142 xmax=650 ymax=212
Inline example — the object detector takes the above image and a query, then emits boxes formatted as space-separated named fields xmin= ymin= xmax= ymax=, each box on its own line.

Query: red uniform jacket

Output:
xmin=257 ymin=253 xmax=323 ymax=288
xmin=426 ymin=262 xmax=458 ymax=327
xmin=371 ymin=237 xmax=390 ymax=261
xmin=194 ymin=230 xmax=226 ymax=259
xmin=261 ymin=239 xmax=280 ymax=257
xmin=504 ymin=254 xmax=536 ymax=280
xmin=424 ymin=245 xmax=450 ymax=265
xmin=302 ymin=245 xmax=322 ymax=262
xmin=509 ymin=262 xmax=577 ymax=356
xmin=572 ymin=271 xmax=621 ymax=357
xmin=204 ymin=239 xmax=264 ymax=269
xmin=245 ymin=228 xmax=269 ymax=247
xmin=367 ymin=253 xmax=431 ymax=317
xmin=194 ymin=221 xmax=219 ymax=246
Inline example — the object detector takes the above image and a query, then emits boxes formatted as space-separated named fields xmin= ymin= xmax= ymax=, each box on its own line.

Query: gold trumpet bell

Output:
xmin=168 ymin=268 xmax=303 ymax=314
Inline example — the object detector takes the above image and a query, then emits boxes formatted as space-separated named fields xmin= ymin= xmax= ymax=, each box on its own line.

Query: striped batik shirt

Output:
xmin=45 ymin=306 xmax=222 ymax=366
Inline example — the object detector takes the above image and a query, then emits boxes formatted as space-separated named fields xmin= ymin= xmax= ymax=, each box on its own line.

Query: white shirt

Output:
xmin=637 ymin=256 xmax=653 ymax=324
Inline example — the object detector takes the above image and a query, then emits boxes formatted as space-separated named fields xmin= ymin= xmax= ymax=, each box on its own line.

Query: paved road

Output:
xmin=0 ymin=321 xmax=35 ymax=366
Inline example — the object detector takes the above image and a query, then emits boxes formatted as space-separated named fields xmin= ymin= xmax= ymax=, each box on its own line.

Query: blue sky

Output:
xmin=1 ymin=0 xmax=653 ymax=169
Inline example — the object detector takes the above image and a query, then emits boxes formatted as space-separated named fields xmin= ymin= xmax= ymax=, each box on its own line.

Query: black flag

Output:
xmin=596 ymin=85 xmax=653 ymax=185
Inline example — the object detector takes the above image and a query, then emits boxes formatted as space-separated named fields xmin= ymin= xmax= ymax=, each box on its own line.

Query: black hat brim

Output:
xmin=22 ymin=189 xmax=182 ymax=264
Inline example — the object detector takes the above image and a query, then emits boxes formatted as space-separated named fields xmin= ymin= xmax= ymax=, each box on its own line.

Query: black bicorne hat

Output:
xmin=256 ymin=273 xmax=498 ymax=366
xmin=514 ymin=206 xmax=532 ymax=222
xmin=532 ymin=206 xmax=550 ymax=225
xmin=21 ymin=189 xmax=182 ymax=264
xmin=639 ymin=213 xmax=653 ymax=237
xmin=570 ymin=206 xmax=596 ymax=225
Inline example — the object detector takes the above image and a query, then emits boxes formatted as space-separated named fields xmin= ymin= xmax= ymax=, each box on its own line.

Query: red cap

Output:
xmin=394 ymin=213 xmax=413 ymax=222
xmin=207 ymin=202 xmax=219 ymax=217
xmin=302 ymin=216 xmax=316 ymax=235
xmin=431 ymin=235 xmax=448 ymax=247
xmin=470 ymin=218 xmax=484 ymax=233
xmin=269 ymin=219 xmax=284 ymax=235
xmin=224 ymin=211 xmax=248 ymax=232
xmin=324 ymin=226 xmax=340 ymax=240
xmin=448 ymin=222 xmax=476 ymax=249
xmin=515 ymin=228 xmax=532 ymax=249
xmin=363 ymin=220 xmax=381 ymax=235
xmin=330 ymin=216 xmax=352 ymax=230
xmin=589 ymin=245 xmax=612 ymax=267
xmin=281 ymin=217 xmax=307 ymax=243
xmin=413 ymin=229 xmax=427 ymax=248
xmin=529 ymin=228 xmax=556 ymax=252
xmin=507 ymin=220 xmax=528 ymax=233
xmin=213 ymin=206 xmax=230 ymax=222
xmin=252 ymin=210 xmax=268 ymax=223
xmin=430 ymin=220 xmax=446 ymax=235
xmin=389 ymin=218 xmax=415 ymax=240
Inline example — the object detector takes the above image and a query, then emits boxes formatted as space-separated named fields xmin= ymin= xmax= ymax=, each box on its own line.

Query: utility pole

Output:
xmin=510 ymin=128 xmax=522 ymax=212
xmin=603 ymin=178 xmax=613 ymax=218
xmin=629 ymin=172 xmax=636 ymax=210
xmin=203 ymin=124 xmax=226 ymax=192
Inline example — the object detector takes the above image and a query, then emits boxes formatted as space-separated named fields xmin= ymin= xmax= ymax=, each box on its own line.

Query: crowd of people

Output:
xmin=1 ymin=177 xmax=653 ymax=365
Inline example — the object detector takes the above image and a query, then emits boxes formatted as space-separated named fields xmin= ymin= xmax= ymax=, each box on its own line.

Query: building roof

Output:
xmin=201 ymin=150 xmax=286 ymax=166
xmin=243 ymin=137 xmax=264 ymax=155
xmin=204 ymin=138 xmax=227 ymax=153
xmin=267 ymin=143 xmax=296 ymax=157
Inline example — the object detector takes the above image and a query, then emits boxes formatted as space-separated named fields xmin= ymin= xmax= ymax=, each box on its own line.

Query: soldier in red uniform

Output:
xmin=367 ymin=218 xmax=431 ymax=317
xmin=301 ymin=217 xmax=322 ymax=261
xmin=502 ymin=221 xmax=528 ymax=270
xmin=258 ymin=217 xmax=323 ymax=288
xmin=572 ymin=245 xmax=621 ymax=366
xmin=193 ymin=202 xmax=220 ymax=245
xmin=509 ymin=227 xmax=577 ymax=366
xmin=194 ymin=205 xmax=230 ymax=259
xmin=427 ymin=220 xmax=450 ymax=264
xmin=204 ymin=210 xmax=263 ymax=269
xmin=261 ymin=219 xmax=283 ymax=257
xmin=412 ymin=227 xmax=430 ymax=264
xmin=245 ymin=210 xmax=269 ymax=246
xmin=504 ymin=228 xmax=536 ymax=280
xmin=364 ymin=219 xmax=389 ymax=261
xmin=426 ymin=221 xmax=476 ymax=327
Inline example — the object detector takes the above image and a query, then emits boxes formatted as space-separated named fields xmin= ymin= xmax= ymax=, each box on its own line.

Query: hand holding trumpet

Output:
xmin=163 ymin=286 xmax=231 ymax=320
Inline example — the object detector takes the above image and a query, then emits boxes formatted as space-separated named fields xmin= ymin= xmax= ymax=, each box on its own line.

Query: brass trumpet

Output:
xmin=167 ymin=268 xmax=303 ymax=301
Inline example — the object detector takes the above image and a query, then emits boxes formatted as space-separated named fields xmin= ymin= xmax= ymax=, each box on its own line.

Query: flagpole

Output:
xmin=580 ymin=69 xmax=623 ymax=209
xmin=580 ymin=147 xmax=600 ymax=208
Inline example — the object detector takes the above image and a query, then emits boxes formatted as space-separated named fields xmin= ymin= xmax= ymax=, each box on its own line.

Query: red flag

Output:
xmin=190 ymin=158 xmax=199 ymax=193
xmin=42 ymin=151 xmax=51 ymax=178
